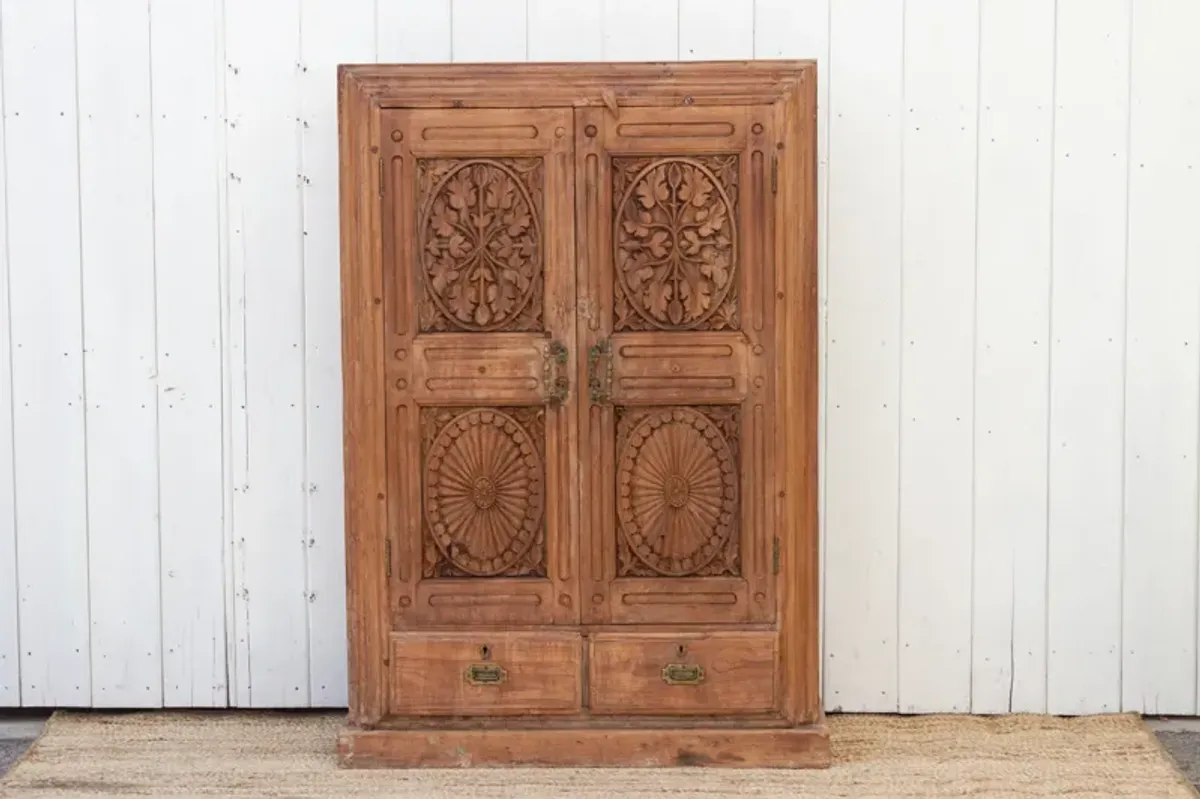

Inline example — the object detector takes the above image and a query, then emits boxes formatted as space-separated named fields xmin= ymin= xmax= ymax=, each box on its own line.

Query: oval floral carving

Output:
xmin=614 ymin=158 xmax=737 ymax=329
xmin=420 ymin=160 xmax=541 ymax=331
xmin=424 ymin=409 xmax=544 ymax=577
xmin=616 ymin=407 xmax=739 ymax=577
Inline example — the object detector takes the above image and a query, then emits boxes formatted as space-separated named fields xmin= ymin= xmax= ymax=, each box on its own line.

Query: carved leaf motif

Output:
xmin=418 ymin=158 xmax=544 ymax=332
xmin=615 ymin=406 xmax=740 ymax=578
xmin=613 ymin=156 xmax=739 ymax=332
xmin=422 ymin=407 xmax=546 ymax=579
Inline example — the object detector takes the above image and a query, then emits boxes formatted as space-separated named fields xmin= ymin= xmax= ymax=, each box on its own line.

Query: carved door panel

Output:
xmin=382 ymin=108 xmax=578 ymax=629
xmin=576 ymin=105 xmax=779 ymax=626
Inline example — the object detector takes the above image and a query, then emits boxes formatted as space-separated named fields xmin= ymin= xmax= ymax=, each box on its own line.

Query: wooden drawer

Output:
xmin=588 ymin=632 xmax=776 ymax=715
xmin=389 ymin=632 xmax=583 ymax=716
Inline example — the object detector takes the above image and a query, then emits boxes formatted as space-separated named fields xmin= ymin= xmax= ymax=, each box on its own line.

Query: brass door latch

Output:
xmin=542 ymin=339 xmax=569 ymax=406
xmin=587 ymin=338 xmax=612 ymax=405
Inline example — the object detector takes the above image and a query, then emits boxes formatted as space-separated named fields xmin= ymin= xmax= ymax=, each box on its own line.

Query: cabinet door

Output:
xmin=577 ymin=105 xmax=778 ymax=625
xmin=382 ymin=108 xmax=578 ymax=628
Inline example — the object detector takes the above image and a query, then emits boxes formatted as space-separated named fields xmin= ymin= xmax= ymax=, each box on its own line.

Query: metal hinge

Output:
xmin=385 ymin=538 xmax=392 ymax=579
xmin=771 ymin=155 xmax=778 ymax=194
xmin=378 ymin=155 xmax=385 ymax=198
xmin=772 ymin=537 xmax=780 ymax=575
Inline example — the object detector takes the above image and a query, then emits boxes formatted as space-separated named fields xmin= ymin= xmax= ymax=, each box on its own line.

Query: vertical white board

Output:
xmin=300 ymin=0 xmax=375 ymax=708
xmin=822 ymin=0 xmax=904 ymax=712
xmin=1122 ymin=0 xmax=1200 ymax=716
xmin=971 ymin=0 xmax=1054 ymax=714
xmin=76 ymin=0 xmax=162 ymax=709
xmin=1047 ymin=0 xmax=1130 ymax=715
xmin=0 ymin=39 xmax=15 ymax=706
xmin=602 ymin=0 xmax=678 ymax=61
xmin=680 ymin=0 xmax=752 ymax=60
xmin=452 ymin=0 xmax=527 ymax=62
xmin=896 ymin=0 xmax=979 ymax=714
xmin=377 ymin=0 xmax=451 ymax=62
xmin=152 ymin=0 xmax=229 ymax=708
xmin=226 ymin=0 xmax=310 ymax=708
xmin=753 ymin=0 xmax=830 ymax=697
xmin=528 ymin=0 xmax=602 ymax=60
xmin=2 ymin=0 xmax=91 ymax=706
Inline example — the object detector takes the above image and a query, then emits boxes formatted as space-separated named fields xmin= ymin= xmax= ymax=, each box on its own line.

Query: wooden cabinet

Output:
xmin=337 ymin=61 xmax=827 ymax=769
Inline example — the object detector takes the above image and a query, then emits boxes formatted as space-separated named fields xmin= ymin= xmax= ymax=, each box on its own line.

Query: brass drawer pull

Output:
xmin=661 ymin=663 xmax=705 ymax=686
xmin=464 ymin=663 xmax=507 ymax=686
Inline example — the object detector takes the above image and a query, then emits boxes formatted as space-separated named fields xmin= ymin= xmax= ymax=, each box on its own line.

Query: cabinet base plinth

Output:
xmin=337 ymin=721 xmax=831 ymax=769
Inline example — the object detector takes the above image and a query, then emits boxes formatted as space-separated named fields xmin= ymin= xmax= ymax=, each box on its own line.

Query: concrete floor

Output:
xmin=1147 ymin=718 xmax=1200 ymax=790
xmin=1 ymin=714 xmax=1200 ymax=787
xmin=0 ymin=716 xmax=44 ymax=778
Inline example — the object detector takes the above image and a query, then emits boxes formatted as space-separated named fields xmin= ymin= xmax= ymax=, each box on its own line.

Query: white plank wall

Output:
xmin=226 ymin=0 xmax=310 ymax=708
xmin=971 ymin=0 xmax=1054 ymax=714
xmin=1046 ymin=0 xmax=1131 ymax=716
xmin=1122 ymin=0 xmax=1200 ymax=716
xmin=0 ymin=24 xmax=14 ymax=704
xmin=3 ymin=0 xmax=92 ymax=707
xmin=77 ymin=0 xmax=162 ymax=708
xmin=822 ymin=0 xmax=904 ymax=713
xmin=2 ymin=0 xmax=1200 ymax=716
xmin=151 ymin=0 xmax=228 ymax=709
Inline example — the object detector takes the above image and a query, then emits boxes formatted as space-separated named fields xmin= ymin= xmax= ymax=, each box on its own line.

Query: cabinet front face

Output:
xmin=372 ymin=98 xmax=795 ymax=720
xmin=381 ymin=108 xmax=580 ymax=632
xmin=341 ymin=63 xmax=822 ymax=746
xmin=575 ymin=105 xmax=779 ymax=626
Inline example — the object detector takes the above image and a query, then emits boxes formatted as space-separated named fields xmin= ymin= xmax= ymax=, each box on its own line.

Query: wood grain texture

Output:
xmin=578 ymin=100 xmax=781 ymax=632
xmin=776 ymin=64 xmax=821 ymax=725
xmin=588 ymin=632 xmax=776 ymax=714
xmin=753 ymin=0 xmax=831 ymax=698
xmin=339 ymin=67 xmax=388 ymax=726
xmin=389 ymin=632 xmax=582 ymax=715
xmin=381 ymin=105 xmax=577 ymax=631
xmin=339 ymin=723 xmax=830 ymax=768
xmin=339 ymin=61 xmax=821 ymax=762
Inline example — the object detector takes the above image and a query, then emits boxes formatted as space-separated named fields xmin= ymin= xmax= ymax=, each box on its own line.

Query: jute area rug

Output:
xmin=1 ymin=711 xmax=1195 ymax=798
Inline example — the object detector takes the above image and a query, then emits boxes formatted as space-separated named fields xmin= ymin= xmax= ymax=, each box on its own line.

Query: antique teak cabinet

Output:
xmin=336 ymin=61 xmax=826 ymax=768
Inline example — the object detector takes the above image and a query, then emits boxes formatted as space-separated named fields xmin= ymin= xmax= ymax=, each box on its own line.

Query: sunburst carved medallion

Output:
xmin=422 ymin=407 xmax=545 ymax=578
xmin=616 ymin=406 xmax=740 ymax=578
xmin=613 ymin=156 xmax=739 ymax=331
xmin=418 ymin=158 xmax=543 ymax=332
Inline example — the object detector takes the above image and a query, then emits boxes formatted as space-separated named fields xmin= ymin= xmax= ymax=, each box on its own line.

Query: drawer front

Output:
xmin=390 ymin=632 xmax=583 ymax=716
xmin=588 ymin=632 xmax=776 ymax=715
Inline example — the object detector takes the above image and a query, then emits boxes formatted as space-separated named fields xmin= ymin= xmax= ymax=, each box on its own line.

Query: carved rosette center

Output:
xmin=471 ymin=476 xmax=498 ymax=509
xmin=663 ymin=474 xmax=690 ymax=509
xmin=424 ymin=408 xmax=545 ymax=577
xmin=616 ymin=407 xmax=739 ymax=577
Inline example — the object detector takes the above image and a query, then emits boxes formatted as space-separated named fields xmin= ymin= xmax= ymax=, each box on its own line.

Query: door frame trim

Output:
xmin=338 ymin=60 xmax=819 ymax=727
